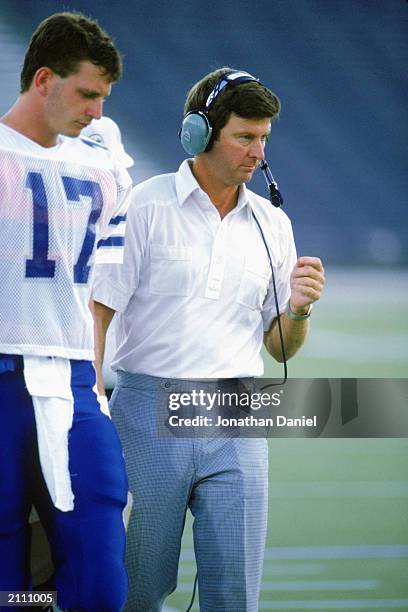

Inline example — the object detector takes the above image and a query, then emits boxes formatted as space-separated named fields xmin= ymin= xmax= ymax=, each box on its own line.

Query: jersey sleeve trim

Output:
xmin=109 ymin=214 xmax=127 ymax=225
xmin=97 ymin=236 xmax=125 ymax=248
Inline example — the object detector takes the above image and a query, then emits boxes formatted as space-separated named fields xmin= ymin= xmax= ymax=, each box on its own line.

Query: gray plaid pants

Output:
xmin=110 ymin=372 xmax=268 ymax=612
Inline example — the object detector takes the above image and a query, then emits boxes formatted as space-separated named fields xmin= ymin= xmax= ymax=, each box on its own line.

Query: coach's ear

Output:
xmin=33 ymin=67 xmax=55 ymax=96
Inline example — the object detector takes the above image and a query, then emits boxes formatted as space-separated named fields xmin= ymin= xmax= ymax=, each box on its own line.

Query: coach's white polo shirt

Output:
xmin=93 ymin=160 xmax=297 ymax=378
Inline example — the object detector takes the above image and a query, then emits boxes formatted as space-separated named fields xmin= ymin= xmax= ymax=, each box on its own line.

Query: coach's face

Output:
xmin=207 ymin=113 xmax=271 ymax=186
xmin=43 ymin=60 xmax=112 ymax=138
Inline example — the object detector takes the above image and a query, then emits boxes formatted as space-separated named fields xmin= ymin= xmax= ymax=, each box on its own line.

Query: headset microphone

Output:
xmin=260 ymin=160 xmax=283 ymax=208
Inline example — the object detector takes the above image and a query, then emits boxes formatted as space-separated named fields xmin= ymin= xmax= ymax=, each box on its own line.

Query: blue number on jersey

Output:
xmin=25 ymin=173 xmax=103 ymax=284
xmin=25 ymin=172 xmax=56 ymax=278
xmin=62 ymin=177 xmax=103 ymax=284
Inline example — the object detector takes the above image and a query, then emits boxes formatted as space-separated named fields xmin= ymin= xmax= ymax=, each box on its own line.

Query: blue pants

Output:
xmin=110 ymin=372 xmax=268 ymax=612
xmin=0 ymin=357 xmax=128 ymax=612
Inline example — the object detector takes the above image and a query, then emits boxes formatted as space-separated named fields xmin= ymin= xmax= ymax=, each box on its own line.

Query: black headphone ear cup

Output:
xmin=179 ymin=111 xmax=213 ymax=156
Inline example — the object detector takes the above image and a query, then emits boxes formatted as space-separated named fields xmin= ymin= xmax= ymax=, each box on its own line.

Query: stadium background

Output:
xmin=0 ymin=0 xmax=407 ymax=609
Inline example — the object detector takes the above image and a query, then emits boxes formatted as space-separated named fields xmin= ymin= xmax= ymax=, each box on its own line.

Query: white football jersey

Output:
xmin=0 ymin=123 xmax=132 ymax=360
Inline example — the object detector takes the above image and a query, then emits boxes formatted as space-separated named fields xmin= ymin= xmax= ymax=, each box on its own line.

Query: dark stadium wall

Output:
xmin=0 ymin=0 xmax=406 ymax=266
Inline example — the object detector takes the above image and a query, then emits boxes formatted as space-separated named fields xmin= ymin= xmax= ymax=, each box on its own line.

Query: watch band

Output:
xmin=286 ymin=303 xmax=313 ymax=321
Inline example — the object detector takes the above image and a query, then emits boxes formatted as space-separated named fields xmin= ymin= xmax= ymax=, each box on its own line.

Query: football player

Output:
xmin=0 ymin=13 xmax=131 ymax=611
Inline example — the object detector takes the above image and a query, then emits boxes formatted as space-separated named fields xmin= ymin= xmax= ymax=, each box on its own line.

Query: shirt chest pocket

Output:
xmin=237 ymin=268 xmax=269 ymax=311
xmin=149 ymin=244 xmax=192 ymax=296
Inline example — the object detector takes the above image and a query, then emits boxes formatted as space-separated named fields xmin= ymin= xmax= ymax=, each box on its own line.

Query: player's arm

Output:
xmin=92 ymin=299 xmax=116 ymax=396
xmin=90 ymin=167 xmax=132 ymax=397
xmin=264 ymin=256 xmax=325 ymax=361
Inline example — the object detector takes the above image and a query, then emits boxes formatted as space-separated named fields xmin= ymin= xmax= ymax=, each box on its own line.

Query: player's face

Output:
xmin=45 ymin=61 xmax=112 ymax=138
xmin=207 ymin=113 xmax=271 ymax=186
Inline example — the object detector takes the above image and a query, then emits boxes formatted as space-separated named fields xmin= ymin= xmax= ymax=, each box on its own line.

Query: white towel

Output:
xmin=23 ymin=356 xmax=75 ymax=512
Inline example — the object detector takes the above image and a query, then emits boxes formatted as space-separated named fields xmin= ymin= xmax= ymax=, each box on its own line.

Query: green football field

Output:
xmin=165 ymin=268 xmax=408 ymax=611
xmin=166 ymin=439 xmax=408 ymax=611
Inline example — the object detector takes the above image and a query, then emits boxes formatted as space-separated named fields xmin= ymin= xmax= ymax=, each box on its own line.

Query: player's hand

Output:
xmin=289 ymin=256 xmax=325 ymax=314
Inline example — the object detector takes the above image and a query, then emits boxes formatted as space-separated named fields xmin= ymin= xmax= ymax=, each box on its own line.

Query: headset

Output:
xmin=179 ymin=70 xmax=262 ymax=156
xmin=178 ymin=70 xmax=284 ymax=208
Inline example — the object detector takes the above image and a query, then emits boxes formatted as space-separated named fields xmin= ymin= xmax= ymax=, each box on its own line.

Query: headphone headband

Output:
xmin=205 ymin=71 xmax=259 ymax=109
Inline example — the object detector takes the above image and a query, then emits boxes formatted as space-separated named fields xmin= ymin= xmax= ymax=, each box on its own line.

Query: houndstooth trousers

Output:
xmin=110 ymin=372 xmax=269 ymax=612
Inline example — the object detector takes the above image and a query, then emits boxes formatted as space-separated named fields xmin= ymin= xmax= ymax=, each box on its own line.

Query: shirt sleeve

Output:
xmin=95 ymin=161 xmax=133 ymax=265
xmin=261 ymin=215 xmax=297 ymax=331
xmin=92 ymin=189 xmax=147 ymax=314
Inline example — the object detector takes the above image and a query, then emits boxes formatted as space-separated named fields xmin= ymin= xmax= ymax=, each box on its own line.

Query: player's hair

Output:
xmin=20 ymin=12 xmax=122 ymax=92
xmin=183 ymin=67 xmax=281 ymax=151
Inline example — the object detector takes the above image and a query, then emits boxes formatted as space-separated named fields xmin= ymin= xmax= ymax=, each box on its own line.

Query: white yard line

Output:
xmin=263 ymin=545 xmax=408 ymax=560
xmin=260 ymin=579 xmax=378 ymax=591
xmin=175 ymin=599 xmax=408 ymax=611
xmin=269 ymin=480 xmax=408 ymax=498
xmin=179 ymin=544 xmax=408 ymax=561
xmin=175 ymin=579 xmax=378 ymax=593
xmin=259 ymin=599 xmax=408 ymax=610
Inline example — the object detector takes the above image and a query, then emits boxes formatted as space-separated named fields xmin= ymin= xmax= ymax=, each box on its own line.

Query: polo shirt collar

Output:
xmin=175 ymin=159 xmax=201 ymax=207
xmin=236 ymin=182 xmax=251 ymax=213
xmin=175 ymin=158 xmax=251 ymax=213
